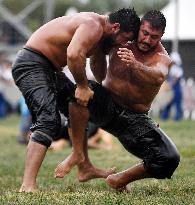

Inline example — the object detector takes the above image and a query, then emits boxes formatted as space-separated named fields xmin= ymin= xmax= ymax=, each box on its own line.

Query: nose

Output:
xmin=143 ymin=35 xmax=151 ymax=44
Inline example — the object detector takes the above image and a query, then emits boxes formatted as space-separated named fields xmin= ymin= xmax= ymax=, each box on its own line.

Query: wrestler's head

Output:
xmin=137 ymin=10 xmax=166 ymax=52
xmin=108 ymin=8 xmax=140 ymax=45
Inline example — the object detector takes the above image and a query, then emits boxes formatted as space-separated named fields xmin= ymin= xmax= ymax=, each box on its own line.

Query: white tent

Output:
xmin=162 ymin=0 xmax=195 ymax=40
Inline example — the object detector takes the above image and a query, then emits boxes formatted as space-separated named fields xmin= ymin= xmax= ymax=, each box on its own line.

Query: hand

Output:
xmin=75 ymin=86 xmax=94 ymax=106
xmin=117 ymin=48 xmax=136 ymax=67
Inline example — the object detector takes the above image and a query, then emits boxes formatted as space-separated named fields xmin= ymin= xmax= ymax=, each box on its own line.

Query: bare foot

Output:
xmin=54 ymin=153 xmax=84 ymax=178
xmin=77 ymin=165 xmax=116 ymax=182
xmin=114 ymin=185 xmax=131 ymax=193
xmin=19 ymin=185 xmax=38 ymax=193
xmin=106 ymin=174 xmax=131 ymax=192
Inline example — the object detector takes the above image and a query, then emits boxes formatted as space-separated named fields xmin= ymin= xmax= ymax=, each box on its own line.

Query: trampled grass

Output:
xmin=0 ymin=115 xmax=195 ymax=205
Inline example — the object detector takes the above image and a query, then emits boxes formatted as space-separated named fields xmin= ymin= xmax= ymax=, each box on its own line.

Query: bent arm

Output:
xmin=90 ymin=47 xmax=107 ymax=83
xmin=118 ymin=48 xmax=171 ymax=86
xmin=131 ymin=57 xmax=170 ymax=86
xmin=67 ymin=21 xmax=103 ymax=88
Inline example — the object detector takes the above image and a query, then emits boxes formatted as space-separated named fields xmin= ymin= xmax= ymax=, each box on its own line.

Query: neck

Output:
xmin=102 ymin=16 xmax=112 ymax=36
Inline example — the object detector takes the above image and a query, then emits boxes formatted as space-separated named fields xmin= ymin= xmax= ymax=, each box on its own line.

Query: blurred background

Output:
xmin=0 ymin=0 xmax=195 ymax=122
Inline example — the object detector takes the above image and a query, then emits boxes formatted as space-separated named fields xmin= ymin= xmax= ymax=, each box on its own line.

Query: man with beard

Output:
xmin=12 ymin=8 xmax=140 ymax=192
xmin=55 ymin=10 xmax=180 ymax=191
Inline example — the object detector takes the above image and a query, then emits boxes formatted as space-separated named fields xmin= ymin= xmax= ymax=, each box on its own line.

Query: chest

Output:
xmin=133 ymin=50 xmax=154 ymax=66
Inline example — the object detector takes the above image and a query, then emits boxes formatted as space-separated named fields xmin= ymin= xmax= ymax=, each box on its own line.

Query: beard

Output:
xmin=137 ymin=41 xmax=158 ymax=52
xmin=100 ymin=36 xmax=115 ymax=54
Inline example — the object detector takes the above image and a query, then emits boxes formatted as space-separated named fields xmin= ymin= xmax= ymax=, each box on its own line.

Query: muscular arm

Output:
xmin=90 ymin=47 xmax=107 ymax=83
xmin=131 ymin=56 xmax=170 ymax=86
xmin=118 ymin=48 xmax=171 ymax=86
xmin=67 ymin=20 xmax=103 ymax=87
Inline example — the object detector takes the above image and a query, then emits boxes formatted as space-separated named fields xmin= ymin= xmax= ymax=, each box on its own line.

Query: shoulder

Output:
xmin=156 ymin=43 xmax=171 ymax=66
xmin=85 ymin=17 xmax=103 ymax=31
xmin=70 ymin=12 xmax=103 ymax=30
xmin=80 ymin=17 xmax=104 ymax=39
xmin=77 ymin=13 xmax=103 ymax=28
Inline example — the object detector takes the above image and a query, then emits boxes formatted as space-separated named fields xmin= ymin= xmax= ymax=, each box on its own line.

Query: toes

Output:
xmin=117 ymin=186 xmax=131 ymax=193
xmin=54 ymin=173 xmax=63 ymax=178
xmin=110 ymin=167 xmax=117 ymax=173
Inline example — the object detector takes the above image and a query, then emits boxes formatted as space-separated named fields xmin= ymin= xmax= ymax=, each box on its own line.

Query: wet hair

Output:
xmin=141 ymin=10 xmax=166 ymax=33
xmin=108 ymin=8 xmax=140 ymax=39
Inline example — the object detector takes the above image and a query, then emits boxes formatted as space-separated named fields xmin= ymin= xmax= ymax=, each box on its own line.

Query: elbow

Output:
xmin=154 ymin=71 xmax=167 ymax=86
xmin=155 ymin=66 xmax=168 ymax=86
xmin=67 ymin=47 xmax=85 ymax=62
xmin=67 ymin=49 xmax=79 ymax=62
xmin=155 ymin=76 xmax=165 ymax=86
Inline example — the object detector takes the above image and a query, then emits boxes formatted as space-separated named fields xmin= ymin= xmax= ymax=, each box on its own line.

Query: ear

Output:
xmin=112 ymin=23 xmax=120 ymax=33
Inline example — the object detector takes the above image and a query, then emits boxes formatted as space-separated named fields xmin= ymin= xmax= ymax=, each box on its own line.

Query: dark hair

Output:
xmin=108 ymin=8 xmax=140 ymax=39
xmin=141 ymin=10 xmax=166 ymax=33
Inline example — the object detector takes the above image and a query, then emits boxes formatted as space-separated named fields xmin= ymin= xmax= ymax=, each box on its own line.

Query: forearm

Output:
xmin=67 ymin=55 xmax=88 ymax=87
xmin=131 ymin=61 xmax=165 ymax=86
xmin=90 ymin=56 xmax=107 ymax=83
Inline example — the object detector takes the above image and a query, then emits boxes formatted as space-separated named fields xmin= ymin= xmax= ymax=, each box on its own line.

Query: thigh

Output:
xmin=113 ymin=112 xmax=159 ymax=158
xmin=117 ymin=120 xmax=179 ymax=163
xmin=15 ymin=63 xmax=60 ymax=134
xmin=55 ymin=72 xmax=76 ymax=116
xmin=12 ymin=49 xmax=63 ymax=137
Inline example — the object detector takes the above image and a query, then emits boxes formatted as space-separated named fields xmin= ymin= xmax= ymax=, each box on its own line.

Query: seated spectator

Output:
xmin=16 ymin=99 xmax=113 ymax=150
xmin=50 ymin=120 xmax=113 ymax=152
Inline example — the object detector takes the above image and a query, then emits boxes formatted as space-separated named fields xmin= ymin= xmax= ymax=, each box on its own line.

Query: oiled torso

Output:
xmin=103 ymin=43 xmax=165 ymax=112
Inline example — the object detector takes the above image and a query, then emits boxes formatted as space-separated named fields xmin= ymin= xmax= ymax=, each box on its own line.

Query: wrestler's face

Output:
xmin=137 ymin=21 xmax=163 ymax=52
xmin=110 ymin=23 xmax=134 ymax=45
xmin=113 ymin=31 xmax=134 ymax=45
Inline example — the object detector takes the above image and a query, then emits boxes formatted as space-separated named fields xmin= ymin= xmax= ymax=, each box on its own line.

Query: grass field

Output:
xmin=0 ymin=115 xmax=195 ymax=205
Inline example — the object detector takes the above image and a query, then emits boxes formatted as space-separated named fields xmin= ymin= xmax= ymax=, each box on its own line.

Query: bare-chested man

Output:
xmin=12 ymin=8 xmax=140 ymax=192
xmin=55 ymin=10 xmax=180 ymax=191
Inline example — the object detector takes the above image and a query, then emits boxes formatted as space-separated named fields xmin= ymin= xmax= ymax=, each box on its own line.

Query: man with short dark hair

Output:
xmin=55 ymin=10 xmax=180 ymax=191
xmin=12 ymin=8 xmax=140 ymax=192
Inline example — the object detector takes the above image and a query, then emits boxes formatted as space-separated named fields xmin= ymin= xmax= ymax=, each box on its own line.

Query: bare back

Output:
xmin=26 ymin=12 xmax=105 ymax=69
xmin=103 ymin=42 xmax=170 ymax=112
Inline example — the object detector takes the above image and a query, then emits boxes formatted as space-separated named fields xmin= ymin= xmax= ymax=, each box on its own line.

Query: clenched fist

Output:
xmin=75 ymin=86 xmax=94 ymax=106
xmin=117 ymin=48 xmax=136 ymax=67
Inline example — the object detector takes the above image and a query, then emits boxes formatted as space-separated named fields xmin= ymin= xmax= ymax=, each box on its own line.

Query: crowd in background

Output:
xmin=151 ymin=52 xmax=195 ymax=121
xmin=0 ymin=56 xmax=20 ymax=118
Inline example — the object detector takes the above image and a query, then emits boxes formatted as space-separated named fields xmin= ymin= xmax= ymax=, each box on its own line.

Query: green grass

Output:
xmin=0 ymin=115 xmax=195 ymax=205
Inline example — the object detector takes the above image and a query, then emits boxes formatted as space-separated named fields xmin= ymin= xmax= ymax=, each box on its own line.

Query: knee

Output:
xmin=168 ymin=150 xmax=180 ymax=166
xmin=31 ymin=117 xmax=62 ymax=147
xmin=163 ymin=150 xmax=180 ymax=177
xmin=41 ymin=116 xmax=62 ymax=139
xmin=31 ymin=131 xmax=53 ymax=147
xmin=144 ymin=129 xmax=180 ymax=179
xmin=32 ymin=114 xmax=62 ymax=145
xmin=144 ymin=149 xmax=180 ymax=179
xmin=51 ymin=118 xmax=62 ymax=138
